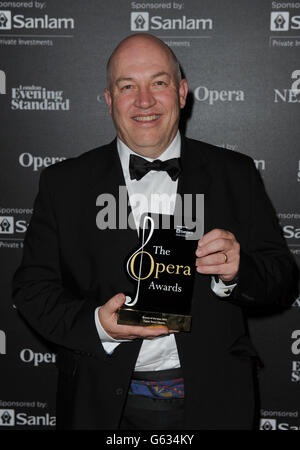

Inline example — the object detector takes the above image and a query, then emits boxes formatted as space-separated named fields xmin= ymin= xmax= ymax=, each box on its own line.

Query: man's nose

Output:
xmin=134 ymin=87 xmax=156 ymax=109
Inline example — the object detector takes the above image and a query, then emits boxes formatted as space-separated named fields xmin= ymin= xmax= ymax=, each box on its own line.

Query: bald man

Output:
xmin=13 ymin=34 xmax=297 ymax=430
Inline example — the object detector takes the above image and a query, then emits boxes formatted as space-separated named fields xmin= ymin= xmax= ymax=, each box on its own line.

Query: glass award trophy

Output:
xmin=117 ymin=212 xmax=203 ymax=332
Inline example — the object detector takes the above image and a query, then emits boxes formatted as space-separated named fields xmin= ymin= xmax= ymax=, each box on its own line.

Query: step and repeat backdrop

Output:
xmin=0 ymin=0 xmax=299 ymax=430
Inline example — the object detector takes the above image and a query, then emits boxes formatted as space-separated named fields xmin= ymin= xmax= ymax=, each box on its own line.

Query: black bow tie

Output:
xmin=129 ymin=154 xmax=181 ymax=181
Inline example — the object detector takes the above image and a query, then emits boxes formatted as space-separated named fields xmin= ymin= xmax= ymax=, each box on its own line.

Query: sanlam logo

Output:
xmin=0 ymin=10 xmax=74 ymax=30
xmin=270 ymin=11 xmax=300 ymax=31
xmin=0 ymin=410 xmax=56 ymax=427
xmin=131 ymin=12 xmax=213 ymax=31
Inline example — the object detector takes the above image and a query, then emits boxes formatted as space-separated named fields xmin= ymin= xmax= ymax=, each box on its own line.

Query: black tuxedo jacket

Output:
xmin=12 ymin=137 xmax=297 ymax=430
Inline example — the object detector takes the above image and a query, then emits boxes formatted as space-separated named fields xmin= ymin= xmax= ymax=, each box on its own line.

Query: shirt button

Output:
xmin=224 ymin=289 xmax=232 ymax=295
xmin=115 ymin=388 xmax=124 ymax=396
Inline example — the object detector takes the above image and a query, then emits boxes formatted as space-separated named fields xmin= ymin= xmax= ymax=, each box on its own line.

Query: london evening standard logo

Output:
xmin=11 ymin=85 xmax=70 ymax=111
xmin=0 ymin=10 xmax=74 ymax=31
xmin=130 ymin=12 xmax=213 ymax=31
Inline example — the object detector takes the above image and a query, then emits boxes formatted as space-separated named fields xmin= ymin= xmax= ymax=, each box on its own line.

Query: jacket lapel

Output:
xmin=177 ymin=136 xmax=212 ymax=235
xmin=83 ymin=140 xmax=139 ymax=300
xmin=174 ymin=137 xmax=214 ymax=364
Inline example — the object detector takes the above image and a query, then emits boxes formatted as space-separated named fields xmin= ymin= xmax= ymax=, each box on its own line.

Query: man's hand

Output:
xmin=98 ymin=293 xmax=172 ymax=341
xmin=195 ymin=228 xmax=240 ymax=282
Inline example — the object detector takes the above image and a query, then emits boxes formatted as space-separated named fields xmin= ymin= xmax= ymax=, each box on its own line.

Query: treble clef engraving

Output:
xmin=125 ymin=215 xmax=155 ymax=307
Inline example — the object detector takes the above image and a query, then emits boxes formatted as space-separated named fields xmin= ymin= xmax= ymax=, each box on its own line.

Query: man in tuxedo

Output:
xmin=13 ymin=33 xmax=297 ymax=430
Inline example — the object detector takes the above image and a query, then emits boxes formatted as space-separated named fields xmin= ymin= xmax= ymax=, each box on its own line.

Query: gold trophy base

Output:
xmin=117 ymin=307 xmax=191 ymax=332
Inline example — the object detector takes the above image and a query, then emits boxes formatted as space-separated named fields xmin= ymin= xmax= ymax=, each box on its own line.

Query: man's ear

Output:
xmin=104 ymin=88 xmax=112 ymax=115
xmin=179 ymin=79 xmax=189 ymax=109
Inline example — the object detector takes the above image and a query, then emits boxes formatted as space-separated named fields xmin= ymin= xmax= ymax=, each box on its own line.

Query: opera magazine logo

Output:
xmin=19 ymin=152 xmax=66 ymax=171
xmin=0 ymin=410 xmax=15 ymax=426
xmin=0 ymin=11 xmax=11 ymax=30
xmin=194 ymin=86 xmax=245 ymax=105
xmin=20 ymin=348 xmax=56 ymax=367
xmin=0 ymin=70 xmax=6 ymax=95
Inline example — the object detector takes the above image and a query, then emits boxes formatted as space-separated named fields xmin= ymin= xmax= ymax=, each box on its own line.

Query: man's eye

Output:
xmin=155 ymin=81 xmax=167 ymax=86
xmin=121 ymin=85 xmax=133 ymax=90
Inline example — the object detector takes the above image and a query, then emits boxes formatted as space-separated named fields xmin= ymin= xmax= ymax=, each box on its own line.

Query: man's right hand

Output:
xmin=98 ymin=293 xmax=171 ymax=341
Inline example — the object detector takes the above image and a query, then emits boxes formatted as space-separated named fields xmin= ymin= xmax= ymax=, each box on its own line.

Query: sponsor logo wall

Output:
xmin=0 ymin=3 xmax=75 ymax=47
xmin=270 ymin=1 xmax=300 ymax=47
xmin=0 ymin=409 xmax=56 ymax=427
xmin=0 ymin=208 xmax=32 ymax=249
xmin=0 ymin=0 xmax=299 ymax=429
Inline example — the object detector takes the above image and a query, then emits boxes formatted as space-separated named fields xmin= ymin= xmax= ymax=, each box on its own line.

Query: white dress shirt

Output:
xmin=95 ymin=132 xmax=237 ymax=371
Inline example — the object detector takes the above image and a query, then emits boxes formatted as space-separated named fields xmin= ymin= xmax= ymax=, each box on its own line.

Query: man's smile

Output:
xmin=132 ymin=114 xmax=161 ymax=122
